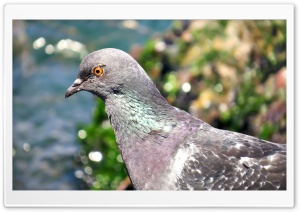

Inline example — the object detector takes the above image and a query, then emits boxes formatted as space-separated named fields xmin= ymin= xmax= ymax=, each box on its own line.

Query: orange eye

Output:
xmin=93 ymin=66 xmax=103 ymax=76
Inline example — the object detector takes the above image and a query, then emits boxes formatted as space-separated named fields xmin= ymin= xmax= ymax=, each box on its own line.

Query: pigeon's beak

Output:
xmin=65 ymin=78 xmax=83 ymax=98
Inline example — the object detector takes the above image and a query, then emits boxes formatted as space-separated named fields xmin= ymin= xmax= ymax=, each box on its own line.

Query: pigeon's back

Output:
xmin=168 ymin=125 xmax=286 ymax=190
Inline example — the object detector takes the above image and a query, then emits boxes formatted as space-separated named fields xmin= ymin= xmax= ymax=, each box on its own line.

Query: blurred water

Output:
xmin=13 ymin=20 xmax=172 ymax=189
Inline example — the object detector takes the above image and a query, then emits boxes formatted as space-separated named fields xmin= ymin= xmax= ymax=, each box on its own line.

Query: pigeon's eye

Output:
xmin=93 ymin=66 xmax=103 ymax=76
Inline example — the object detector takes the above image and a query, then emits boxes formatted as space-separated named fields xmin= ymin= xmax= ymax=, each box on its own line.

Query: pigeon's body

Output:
xmin=65 ymin=48 xmax=286 ymax=190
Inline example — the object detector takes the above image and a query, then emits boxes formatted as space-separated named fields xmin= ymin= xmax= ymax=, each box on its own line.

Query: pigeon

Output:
xmin=65 ymin=48 xmax=286 ymax=190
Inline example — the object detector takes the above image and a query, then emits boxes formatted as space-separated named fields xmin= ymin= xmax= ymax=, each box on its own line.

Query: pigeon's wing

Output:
xmin=171 ymin=127 xmax=286 ymax=190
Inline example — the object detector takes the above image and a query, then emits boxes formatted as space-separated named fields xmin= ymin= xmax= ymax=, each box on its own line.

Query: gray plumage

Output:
xmin=65 ymin=48 xmax=286 ymax=190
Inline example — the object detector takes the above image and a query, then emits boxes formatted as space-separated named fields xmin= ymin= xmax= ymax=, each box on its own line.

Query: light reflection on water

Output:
xmin=13 ymin=20 xmax=172 ymax=190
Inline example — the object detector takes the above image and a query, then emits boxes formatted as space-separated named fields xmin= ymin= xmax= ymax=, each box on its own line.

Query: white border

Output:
xmin=3 ymin=4 xmax=294 ymax=207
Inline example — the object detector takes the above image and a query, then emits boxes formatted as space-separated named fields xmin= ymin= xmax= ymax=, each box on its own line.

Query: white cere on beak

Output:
xmin=73 ymin=78 xmax=83 ymax=86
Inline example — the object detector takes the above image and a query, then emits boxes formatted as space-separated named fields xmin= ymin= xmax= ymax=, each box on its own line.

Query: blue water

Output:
xmin=13 ymin=20 xmax=172 ymax=189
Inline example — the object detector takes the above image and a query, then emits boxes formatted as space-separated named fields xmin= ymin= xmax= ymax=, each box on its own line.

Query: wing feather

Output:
xmin=169 ymin=127 xmax=286 ymax=190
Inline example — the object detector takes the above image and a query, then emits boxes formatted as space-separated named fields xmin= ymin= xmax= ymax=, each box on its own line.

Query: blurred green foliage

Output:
xmin=75 ymin=100 xmax=128 ymax=190
xmin=75 ymin=20 xmax=286 ymax=190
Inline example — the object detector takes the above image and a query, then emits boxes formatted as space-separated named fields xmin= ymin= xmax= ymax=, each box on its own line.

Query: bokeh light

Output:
xmin=88 ymin=151 xmax=103 ymax=162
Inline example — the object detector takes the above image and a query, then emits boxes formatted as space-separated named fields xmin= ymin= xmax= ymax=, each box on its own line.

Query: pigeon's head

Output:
xmin=65 ymin=48 xmax=148 ymax=100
